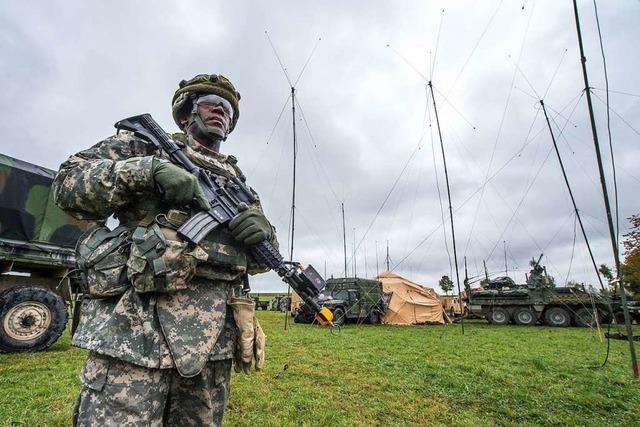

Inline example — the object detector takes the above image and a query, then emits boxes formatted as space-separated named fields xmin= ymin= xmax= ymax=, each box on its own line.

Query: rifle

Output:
xmin=115 ymin=113 xmax=333 ymax=325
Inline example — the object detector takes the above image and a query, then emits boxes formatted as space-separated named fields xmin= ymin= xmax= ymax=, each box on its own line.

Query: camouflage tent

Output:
xmin=0 ymin=153 xmax=85 ymax=247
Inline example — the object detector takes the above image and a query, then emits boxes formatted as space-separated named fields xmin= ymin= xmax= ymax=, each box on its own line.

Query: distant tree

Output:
xmin=599 ymin=264 xmax=613 ymax=281
xmin=598 ymin=264 xmax=616 ymax=294
xmin=479 ymin=277 xmax=489 ymax=289
xmin=622 ymin=214 xmax=640 ymax=298
xmin=439 ymin=275 xmax=454 ymax=296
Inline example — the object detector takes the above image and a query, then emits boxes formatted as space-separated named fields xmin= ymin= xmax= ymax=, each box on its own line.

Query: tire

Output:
xmin=614 ymin=311 xmax=626 ymax=325
xmin=574 ymin=308 xmax=598 ymax=327
xmin=544 ymin=307 xmax=570 ymax=327
xmin=600 ymin=311 xmax=613 ymax=325
xmin=332 ymin=307 xmax=346 ymax=326
xmin=488 ymin=307 xmax=510 ymax=325
xmin=513 ymin=307 xmax=537 ymax=326
xmin=369 ymin=309 xmax=381 ymax=324
xmin=0 ymin=286 xmax=68 ymax=353
xmin=294 ymin=307 xmax=314 ymax=324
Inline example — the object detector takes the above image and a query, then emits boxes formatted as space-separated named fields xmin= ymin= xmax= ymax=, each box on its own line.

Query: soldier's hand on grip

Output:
xmin=228 ymin=205 xmax=273 ymax=245
xmin=152 ymin=158 xmax=211 ymax=210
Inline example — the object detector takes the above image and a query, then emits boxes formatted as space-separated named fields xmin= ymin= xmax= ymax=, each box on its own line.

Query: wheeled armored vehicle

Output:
xmin=465 ymin=255 xmax=611 ymax=327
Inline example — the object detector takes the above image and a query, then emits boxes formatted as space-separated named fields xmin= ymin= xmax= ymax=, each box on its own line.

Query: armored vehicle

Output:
xmin=294 ymin=277 xmax=388 ymax=326
xmin=0 ymin=154 xmax=88 ymax=352
xmin=465 ymin=255 xmax=611 ymax=327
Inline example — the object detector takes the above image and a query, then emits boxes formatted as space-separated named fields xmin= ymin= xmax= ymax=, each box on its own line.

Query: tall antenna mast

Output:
xmin=386 ymin=240 xmax=390 ymax=272
xmin=342 ymin=202 xmax=347 ymax=277
xmin=503 ymin=241 xmax=508 ymax=276
xmin=540 ymin=100 xmax=605 ymax=291
xmin=572 ymin=0 xmax=637 ymax=377
xmin=352 ymin=228 xmax=357 ymax=277
xmin=289 ymin=86 xmax=297 ymax=263
xmin=428 ymin=81 xmax=463 ymax=333
xmin=364 ymin=242 xmax=368 ymax=278
xmin=265 ymin=31 xmax=321 ymax=331
xmin=375 ymin=240 xmax=380 ymax=277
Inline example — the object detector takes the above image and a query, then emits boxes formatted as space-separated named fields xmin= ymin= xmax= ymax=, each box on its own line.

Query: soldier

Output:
xmin=53 ymin=74 xmax=275 ymax=426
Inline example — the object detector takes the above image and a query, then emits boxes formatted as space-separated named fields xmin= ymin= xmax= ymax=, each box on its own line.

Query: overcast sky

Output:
xmin=1 ymin=0 xmax=638 ymax=293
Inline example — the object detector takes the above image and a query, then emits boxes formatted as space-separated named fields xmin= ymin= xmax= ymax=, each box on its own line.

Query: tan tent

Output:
xmin=290 ymin=290 xmax=302 ymax=313
xmin=376 ymin=271 xmax=449 ymax=325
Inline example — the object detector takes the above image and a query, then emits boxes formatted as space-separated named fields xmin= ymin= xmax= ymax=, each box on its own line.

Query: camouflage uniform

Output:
xmin=54 ymin=129 xmax=275 ymax=426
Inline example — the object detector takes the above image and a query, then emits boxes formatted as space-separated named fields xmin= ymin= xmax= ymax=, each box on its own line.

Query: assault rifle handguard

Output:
xmin=115 ymin=114 xmax=333 ymax=325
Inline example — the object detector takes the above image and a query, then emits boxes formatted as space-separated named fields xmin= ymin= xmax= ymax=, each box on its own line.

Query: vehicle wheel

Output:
xmin=369 ymin=309 xmax=380 ymax=324
xmin=574 ymin=308 xmax=598 ymax=327
xmin=0 ymin=287 xmax=68 ymax=353
xmin=544 ymin=307 xmax=570 ymax=327
xmin=488 ymin=307 xmax=510 ymax=325
xmin=332 ymin=307 xmax=346 ymax=326
xmin=614 ymin=312 xmax=626 ymax=325
xmin=513 ymin=308 xmax=536 ymax=325
xmin=599 ymin=311 xmax=612 ymax=325
xmin=294 ymin=308 xmax=313 ymax=324
xmin=293 ymin=311 xmax=304 ymax=323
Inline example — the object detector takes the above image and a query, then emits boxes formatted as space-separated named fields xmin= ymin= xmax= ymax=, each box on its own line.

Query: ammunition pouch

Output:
xmin=192 ymin=230 xmax=248 ymax=282
xmin=76 ymin=225 xmax=131 ymax=298
xmin=126 ymin=224 xmax=208 ymax=293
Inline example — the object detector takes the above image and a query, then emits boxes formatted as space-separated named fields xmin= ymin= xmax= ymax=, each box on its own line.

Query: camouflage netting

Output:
xmin=0 ymin=153 xmax=86 ymax=247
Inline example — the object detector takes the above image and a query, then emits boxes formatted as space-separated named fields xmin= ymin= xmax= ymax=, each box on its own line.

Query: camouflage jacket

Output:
xmin=53 ymin=130 xmax=277 ymax=377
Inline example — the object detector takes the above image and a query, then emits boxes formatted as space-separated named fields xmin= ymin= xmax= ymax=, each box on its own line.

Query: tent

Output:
xmin=290 ymin=290 xmax=302 ymax=313
xmin=376 ymin=271 xmax=449 ymax=325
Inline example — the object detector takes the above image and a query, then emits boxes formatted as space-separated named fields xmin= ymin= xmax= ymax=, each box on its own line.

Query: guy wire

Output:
xmin=462 ymin=1 xmax=534 ymax=258
xmin=592 ymin=0 xmax=619 ymax=247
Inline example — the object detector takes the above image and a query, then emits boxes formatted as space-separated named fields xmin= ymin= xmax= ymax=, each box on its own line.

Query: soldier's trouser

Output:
xmin=73 ymin=352 xmax=232 ymax=427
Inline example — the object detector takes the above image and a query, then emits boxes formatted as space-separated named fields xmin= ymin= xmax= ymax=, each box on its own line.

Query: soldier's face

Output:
xmin=182 ymin=94 xmax=235 ymax=150
xmin=197 ymin=102 xmax=231 ymax=136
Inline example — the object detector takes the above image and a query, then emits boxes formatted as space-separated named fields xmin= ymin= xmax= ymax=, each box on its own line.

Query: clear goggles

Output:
xmin=195 ymin=94 xmax=234 ymax=118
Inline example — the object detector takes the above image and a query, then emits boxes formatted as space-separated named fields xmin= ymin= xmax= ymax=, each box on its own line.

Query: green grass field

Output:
xmin=1 ymin=311 xmax=639 ymax=426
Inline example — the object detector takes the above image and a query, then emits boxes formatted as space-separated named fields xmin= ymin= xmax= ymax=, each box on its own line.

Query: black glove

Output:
xmin=152 ymin=158 xmax=211 ymax=210
xmin=228 ymin=205 xmax=273 ymax=245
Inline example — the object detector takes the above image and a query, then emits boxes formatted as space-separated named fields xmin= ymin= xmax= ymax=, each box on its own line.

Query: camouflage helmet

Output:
xmin=172 ymin=74 xmax=241 ymax=132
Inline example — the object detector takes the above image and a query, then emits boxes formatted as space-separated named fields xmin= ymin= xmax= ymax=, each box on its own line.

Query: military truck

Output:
xmin=611 ymin=298 xmax=640 ymax=324
xmin=270 ymin=295 xmax=291 ymax=312
xmin=464 ymin=255 xmax=612 ymax=327
xmin=252 ymin=294 xmax=269 ymax=310
xmin=0 ymin=154 xmax=88 ymax=352
xmin=294 ymin=277 xmax=388 ymax=326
